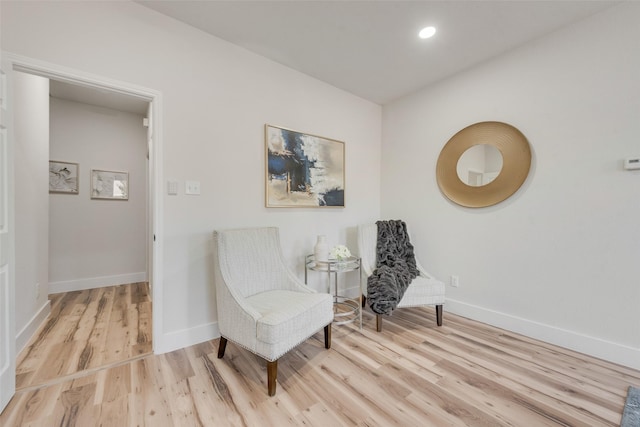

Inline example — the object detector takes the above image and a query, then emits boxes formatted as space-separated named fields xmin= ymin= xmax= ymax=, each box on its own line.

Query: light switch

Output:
xmin=167 ymin=180 xmax=178 ymax=195
xmin=185 ymin=180 xmax=201 ymax=195
xmin=624 ymin=158 xmax=640 ymax=170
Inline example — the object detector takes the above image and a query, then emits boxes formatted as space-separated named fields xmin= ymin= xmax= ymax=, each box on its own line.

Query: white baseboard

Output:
xmin=49 ymin=272 xmax=147 ymax=294
xmin=445 ymin=298 xmax=640 ymax=371
xmin=16 ymin=300 xmax=51 ymax=353
xmin=343 ymin=284 xmax=362 ymax=299
xmin=148 ymin=294 xmax=640 ymax=371
xmin=154 ymin=321 xmax=220 ymax=355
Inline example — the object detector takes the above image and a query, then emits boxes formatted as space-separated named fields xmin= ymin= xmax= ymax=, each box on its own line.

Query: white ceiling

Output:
xmin=49 ymin=80 xmax=149 ymax=115
xmin=51 ymin=0 xmax=618 ymax=111
xmin=137 ymin=0 xmax=618 ymax=105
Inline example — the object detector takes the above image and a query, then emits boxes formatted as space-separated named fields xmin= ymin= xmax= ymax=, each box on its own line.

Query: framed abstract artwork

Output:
xmin=90 ymin=169 xmax=129 ymax=200
xmin=49 ymin=160 xmax=79 ymax=194
xmin=265 ymin=124 xmax=345 ymax=207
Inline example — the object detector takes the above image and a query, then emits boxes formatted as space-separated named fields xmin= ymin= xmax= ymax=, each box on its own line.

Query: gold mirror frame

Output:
xmin=436 ymin=121 xmax=531 ymax=208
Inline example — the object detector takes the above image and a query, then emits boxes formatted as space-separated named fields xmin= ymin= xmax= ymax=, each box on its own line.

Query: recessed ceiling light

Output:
xmin=419 ymin=26 xmax=436 ymax=39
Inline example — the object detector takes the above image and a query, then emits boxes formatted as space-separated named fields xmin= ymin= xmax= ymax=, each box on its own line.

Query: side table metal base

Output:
xmin=305 ymin=255 xmax=362 ymax=329
xmin=333 ymin=296 xmax=360 ymax=326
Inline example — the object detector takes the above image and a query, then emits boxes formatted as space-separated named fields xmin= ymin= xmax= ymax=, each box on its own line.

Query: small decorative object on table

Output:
xmin=330 ymin=245 xmax=351 ymax=261
xmin=314 ymin=235 xmax=329 ymax=263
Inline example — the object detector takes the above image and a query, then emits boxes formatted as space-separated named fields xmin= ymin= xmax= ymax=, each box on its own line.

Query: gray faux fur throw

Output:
xmin=367 ymin=220 xmax=419 ymax=315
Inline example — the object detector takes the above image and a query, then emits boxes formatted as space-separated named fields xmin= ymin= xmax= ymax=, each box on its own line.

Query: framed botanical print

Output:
xmin=49 ymin=160 xmax=79 ymax=194
xmin=91 ymin=169 xmax=129 ymax=200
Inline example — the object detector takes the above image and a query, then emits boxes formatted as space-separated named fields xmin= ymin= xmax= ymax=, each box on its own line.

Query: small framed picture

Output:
xmin=91 ymin=169 xmax=129 ymax=200
xmin=49 ymin=160 xmax=79 ymax=194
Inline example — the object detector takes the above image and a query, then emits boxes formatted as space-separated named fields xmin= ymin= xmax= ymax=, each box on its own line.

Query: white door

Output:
xmin=0 ymin=65 xmax=16 ymax=412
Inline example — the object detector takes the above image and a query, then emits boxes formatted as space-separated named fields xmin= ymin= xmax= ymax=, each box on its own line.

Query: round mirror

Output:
xmin=456 ymin=144 xmax=503 ymax=187
xmin=436 ymin=121 xmax=531 ymax=208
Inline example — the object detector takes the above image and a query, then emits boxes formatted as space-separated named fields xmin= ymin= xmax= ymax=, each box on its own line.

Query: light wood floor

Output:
xmin=14 ymin=282 xmax=152 ymax=392
xmin=2 ymin=304 xmax=638 ymax=426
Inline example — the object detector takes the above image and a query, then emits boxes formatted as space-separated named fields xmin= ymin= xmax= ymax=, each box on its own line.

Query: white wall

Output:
xmin=381 ymin=2 xmax=640 ymax=369
xmin=1 ymin=1 xmax=381 ymax=352
xmin=14 ymin=71 xmax=50 ymax=350
xmin=49 ymin=97 xmax=147 ymax=293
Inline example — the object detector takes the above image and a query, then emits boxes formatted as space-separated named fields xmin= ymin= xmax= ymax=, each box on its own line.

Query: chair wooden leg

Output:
xmin=436 ymin=304 xmax=443 ymax=327
xmin=361 ymin=294 xmax=367 ymax=308
xmin=267 ymin=360 xmax=278 ymax=396
xmin=376 ymin=314 xmax=382 ymax=332
xmin=324 ymin=324 xmax=331 ymax=349
xmin=217 ymin=336 xmax=228 ymax=358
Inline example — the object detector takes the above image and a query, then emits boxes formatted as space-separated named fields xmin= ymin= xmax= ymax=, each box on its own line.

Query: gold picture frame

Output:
xmin=265 ymin=124 xmax=345 ymax=208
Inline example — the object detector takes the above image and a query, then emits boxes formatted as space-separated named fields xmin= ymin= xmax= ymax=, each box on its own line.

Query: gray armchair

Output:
xmin=213 ymin=227 xmax=333 ymax=396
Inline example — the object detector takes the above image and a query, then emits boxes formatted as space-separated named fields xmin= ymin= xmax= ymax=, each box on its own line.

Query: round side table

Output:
xmin=305 ymin=255 xmax=362 ymax=328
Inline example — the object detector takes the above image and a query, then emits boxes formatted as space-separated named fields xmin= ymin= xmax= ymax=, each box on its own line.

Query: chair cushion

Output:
xmin=398 ymin=275 xmax=446 ymax=308
xmin=247 ymin=290 xmax=333 ymax=345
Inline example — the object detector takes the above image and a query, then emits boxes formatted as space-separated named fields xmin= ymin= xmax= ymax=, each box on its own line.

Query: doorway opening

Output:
xmin=4 ymin=57 xmax=163 ymax=398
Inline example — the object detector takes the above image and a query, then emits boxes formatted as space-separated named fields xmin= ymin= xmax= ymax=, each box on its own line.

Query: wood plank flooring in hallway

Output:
xmin=14 ymin=282 xmax=152 ymax=392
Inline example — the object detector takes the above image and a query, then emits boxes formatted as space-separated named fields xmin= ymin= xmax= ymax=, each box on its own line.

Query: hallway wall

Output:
xmin=49 ymin=97 xmax=148 ymax=293
xmin=14 ymin=72 xmax=50 ymax=350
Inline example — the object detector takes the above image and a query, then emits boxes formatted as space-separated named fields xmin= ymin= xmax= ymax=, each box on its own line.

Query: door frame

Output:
xmin=1 ymin=53 xmax=165 ymax=404
xmin=0 ymin=56 xmax=15 ymax=413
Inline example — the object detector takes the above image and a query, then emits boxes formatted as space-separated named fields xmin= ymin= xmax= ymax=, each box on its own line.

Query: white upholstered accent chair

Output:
xmin=214 ymin=227 xmax=334 ymax=396
xmin=357 ymin=223 xmax=445 ymax=332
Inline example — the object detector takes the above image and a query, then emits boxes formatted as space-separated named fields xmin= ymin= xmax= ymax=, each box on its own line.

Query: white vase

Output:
xmin=314 ymin=235 xmax=329 ymax=263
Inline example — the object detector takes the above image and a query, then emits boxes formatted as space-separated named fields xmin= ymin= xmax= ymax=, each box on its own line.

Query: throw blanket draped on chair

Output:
xmin=367 ymin=220 xmax=419 ymax=315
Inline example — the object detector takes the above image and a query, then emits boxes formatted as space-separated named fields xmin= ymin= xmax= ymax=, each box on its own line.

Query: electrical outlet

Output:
xmin=450 ymin=275 xmax=459 ymax=288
